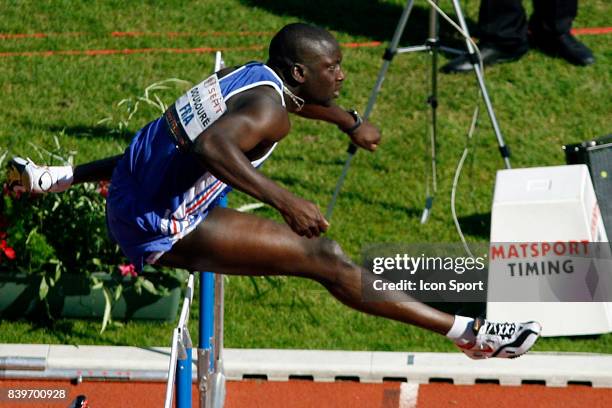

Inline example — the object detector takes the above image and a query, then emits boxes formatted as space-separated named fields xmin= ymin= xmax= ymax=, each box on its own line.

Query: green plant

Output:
xmin=0 ymin=143 xmax=187 ymax=333
xmin=1 ymin=181 xmax=186 ymax=332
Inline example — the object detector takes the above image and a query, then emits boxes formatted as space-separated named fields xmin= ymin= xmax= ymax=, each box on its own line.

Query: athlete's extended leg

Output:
xmin=159 ymin=206 xmax=453 ymax=334
xmin=159 ymin=207 xmax=542 ymax=358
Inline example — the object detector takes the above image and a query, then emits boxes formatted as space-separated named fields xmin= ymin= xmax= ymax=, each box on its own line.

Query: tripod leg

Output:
xmin=326 ymin=0 xmax=417 ymax=220
xmin=450 ymin=0 xmax=512 ymax=169
xmin=428 ymin=5 xmax=439 ymax=194
xmin=422 ymin=3 xmax=440 ymax=224
xmin=363 ymin=0 xmax=416 ymax=122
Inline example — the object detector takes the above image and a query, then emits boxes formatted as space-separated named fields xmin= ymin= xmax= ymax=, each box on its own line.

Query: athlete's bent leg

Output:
xmin=6 ymin=155 xmax=122 ymax=193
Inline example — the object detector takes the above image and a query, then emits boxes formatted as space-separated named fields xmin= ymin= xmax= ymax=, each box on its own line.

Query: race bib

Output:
xmin=174 ymin=74 xmax=227 ymax=142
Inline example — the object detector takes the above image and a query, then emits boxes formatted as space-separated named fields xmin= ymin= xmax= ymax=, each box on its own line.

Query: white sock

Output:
xmin=446 ymin=315 xmax=476 ymax=344
xmin=29 ymin=164 xmax=74 ymax=193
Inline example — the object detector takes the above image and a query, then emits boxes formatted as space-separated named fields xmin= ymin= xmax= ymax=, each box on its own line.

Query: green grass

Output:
xmin=0 ymin=0 xmax=611 ymax=354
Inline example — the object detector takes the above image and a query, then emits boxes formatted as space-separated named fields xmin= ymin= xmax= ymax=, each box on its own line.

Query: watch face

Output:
xmin=346 ymin=110 xmax=362 ymax=135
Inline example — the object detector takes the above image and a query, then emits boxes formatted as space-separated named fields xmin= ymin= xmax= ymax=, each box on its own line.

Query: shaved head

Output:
xmin=267 ymin=23 xmax=344 ymax=106
xmin=267 ymin=23 xmax=338 ymax=74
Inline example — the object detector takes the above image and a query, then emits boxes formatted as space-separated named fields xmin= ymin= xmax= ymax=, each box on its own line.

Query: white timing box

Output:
xmin=487 ymin=164 xmax=612 ymax=336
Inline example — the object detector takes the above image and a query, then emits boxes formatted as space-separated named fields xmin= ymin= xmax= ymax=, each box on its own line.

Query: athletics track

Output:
xmin=1 ymin=379 xmax=612 ymax=407
xmin=1 ymin=347 xmax=611 ymax=407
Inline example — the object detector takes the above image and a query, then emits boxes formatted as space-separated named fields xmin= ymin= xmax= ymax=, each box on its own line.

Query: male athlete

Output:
xmin=7 ymin=23 xmax=541 ymax=359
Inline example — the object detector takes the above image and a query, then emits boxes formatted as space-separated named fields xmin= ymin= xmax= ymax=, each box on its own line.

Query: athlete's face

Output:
xmin=299 ymin=40 xmax=345 ymax=106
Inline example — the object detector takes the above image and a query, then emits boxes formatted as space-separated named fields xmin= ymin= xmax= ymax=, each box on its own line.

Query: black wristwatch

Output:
xmin=343 ymin=109 xmax=363 ymax=135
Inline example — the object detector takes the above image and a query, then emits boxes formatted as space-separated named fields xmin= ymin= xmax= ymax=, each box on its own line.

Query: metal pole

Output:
xmin=210 ymin=196 xmax=227 ymax=408
xmin=198 ymin=195 xmax=227 ymax=408
xmin=211 ymin=238 xmax=226 ymax=408
xmin=421 ymin=1 xmax=440 ymax=224
xmin=198 ymin=270 xmax=214 ymax=408
xmin=166 ymin=274 xmax=195 ymax=408
xmin=450 ymin=0 xmax=511 ymax=169
xmin=326 ymin=0 xmax=416 ymax=219
xmin=428 ymin=2 xmax=439 ymax=194
xmin=164 ymin=329 xmax=180 ymax=408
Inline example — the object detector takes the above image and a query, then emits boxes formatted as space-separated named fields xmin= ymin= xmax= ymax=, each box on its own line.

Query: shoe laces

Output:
xmin=484 ymin=322 xmax=517 ymax=340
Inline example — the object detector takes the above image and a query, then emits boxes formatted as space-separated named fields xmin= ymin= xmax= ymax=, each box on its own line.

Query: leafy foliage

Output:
xmin=0 ymin=155 xmax=186 ymax=332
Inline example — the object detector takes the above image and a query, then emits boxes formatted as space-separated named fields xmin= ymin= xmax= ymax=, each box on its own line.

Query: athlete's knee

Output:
xmin=309 ymin=238 xmax=357 ymax=283
xmin=315 ymin=238 xmax=350 ymax=264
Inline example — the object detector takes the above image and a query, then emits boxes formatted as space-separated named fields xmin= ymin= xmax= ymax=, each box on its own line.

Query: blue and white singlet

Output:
xmin=106 ymin=62 xmax=285 ymax=270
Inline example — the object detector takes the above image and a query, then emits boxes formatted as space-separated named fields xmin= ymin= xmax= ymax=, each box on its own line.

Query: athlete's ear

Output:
xmin=290 ymin=63 xmax=307 ymax=84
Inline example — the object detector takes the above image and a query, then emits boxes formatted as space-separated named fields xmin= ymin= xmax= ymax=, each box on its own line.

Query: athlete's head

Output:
xmin=268 ymin=23 xmax=344 ymax=106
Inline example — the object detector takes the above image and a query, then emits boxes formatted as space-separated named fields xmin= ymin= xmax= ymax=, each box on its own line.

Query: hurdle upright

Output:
xmin=198 ymin=193 xmax=227 ymax=408
xmin=164 ymin=273 xmax=195 ymax=408
xmin=164 ymin=263 xmax=226 ymax=408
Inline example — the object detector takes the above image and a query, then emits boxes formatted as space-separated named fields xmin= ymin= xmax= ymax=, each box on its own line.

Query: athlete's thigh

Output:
xmin=158 ymin=206 xmax=321 ymax=276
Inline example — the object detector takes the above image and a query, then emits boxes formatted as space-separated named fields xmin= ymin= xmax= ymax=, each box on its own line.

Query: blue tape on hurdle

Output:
xmin=176 ymin=333 xmax=192 ymax=405
xmin=201 ymin=270 xmax=215 ymax=369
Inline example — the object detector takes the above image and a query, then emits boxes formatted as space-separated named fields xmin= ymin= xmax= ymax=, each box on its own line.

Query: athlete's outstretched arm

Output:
xmin=297 ymin=102 xmax=381 ymax=151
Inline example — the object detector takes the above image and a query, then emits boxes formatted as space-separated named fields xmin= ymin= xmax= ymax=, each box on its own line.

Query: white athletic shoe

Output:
xmin=456 ymin=318 xmax=542 ymax=359
xmin=6 ymin=157 xmax=73 ymax=194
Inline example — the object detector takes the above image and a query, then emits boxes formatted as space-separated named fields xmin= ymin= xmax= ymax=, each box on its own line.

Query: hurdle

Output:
xmin=163 ymin=212 xmax=227 ymax=408
xmin=163 ymin=51 xmax=227 ymax=408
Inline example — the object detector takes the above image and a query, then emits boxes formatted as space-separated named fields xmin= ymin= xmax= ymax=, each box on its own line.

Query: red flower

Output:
xmin=3 ymin=247 xmax=15 ymax=260
xmin=97 ymin=181 xmax=110 ymax=198
xmin=118 ymin=263 xmax=137 ymax=278
xmin=0 ymin=239 xmax=16 ymax=260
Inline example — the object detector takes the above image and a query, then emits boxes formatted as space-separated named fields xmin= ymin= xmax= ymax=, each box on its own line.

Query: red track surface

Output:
xmin=1 ymin=379 xmax=611 ymax=408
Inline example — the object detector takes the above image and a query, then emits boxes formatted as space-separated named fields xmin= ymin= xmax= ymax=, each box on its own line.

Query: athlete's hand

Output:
xmin=349 ymin=121 xmax=381 ymax=152
xmin=278 ymin=194 xmax=329 ymax=238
